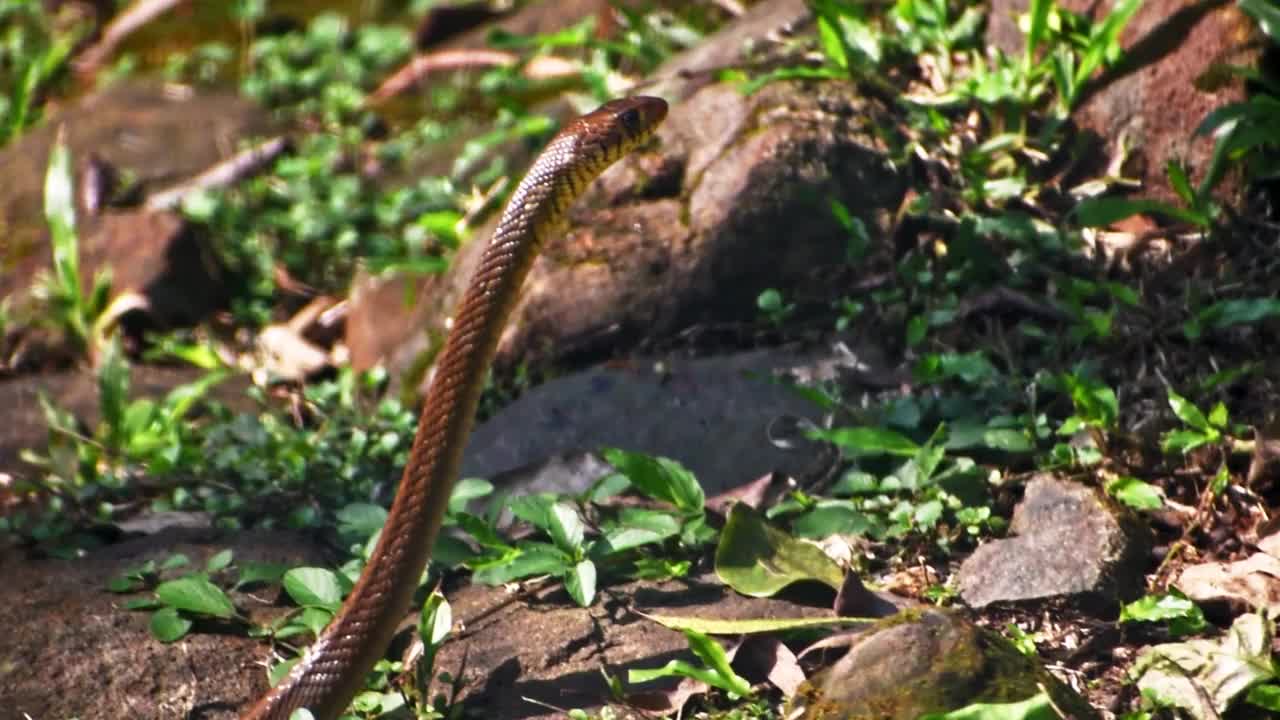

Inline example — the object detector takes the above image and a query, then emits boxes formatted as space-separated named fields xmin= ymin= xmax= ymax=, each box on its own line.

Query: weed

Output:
xmin=452 ymin=448 xmax=712 ymax=606
xmin=0 ymin=2 xmax=82 ymax=145
xmin=31 ymin=132 xmax=113 ymax=357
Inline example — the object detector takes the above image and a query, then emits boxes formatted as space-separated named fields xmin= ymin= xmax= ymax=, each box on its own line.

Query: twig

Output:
xmin=74 ymin=0 xmax=192 ymax=77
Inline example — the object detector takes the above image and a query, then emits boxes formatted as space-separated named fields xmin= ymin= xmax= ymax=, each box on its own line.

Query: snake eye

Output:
xmin=618 ymin=107 xmax=642 ymax=133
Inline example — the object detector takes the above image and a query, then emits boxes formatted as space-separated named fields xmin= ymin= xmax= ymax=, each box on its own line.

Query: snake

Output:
xmin=240 ymin=95 xmax=669 ymax=720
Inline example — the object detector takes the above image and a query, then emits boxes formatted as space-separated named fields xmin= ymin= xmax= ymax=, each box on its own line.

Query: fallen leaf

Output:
xmin=715 ymin=503 xmax=844 ymax=596
xmin=1131 ymin=612 xmax=1275 ymax=720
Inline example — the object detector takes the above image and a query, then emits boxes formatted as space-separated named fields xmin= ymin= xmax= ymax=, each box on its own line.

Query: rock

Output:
xmin=345 ymin=0 xmax=902 ymax=391
xmin=423 ymin=572 xmax=832 ymax=719
xmin=646 ymin=0 xmax=813 ymax=100
xmin=459 ymin=349 xmax=834 ymax=497
xmin=986 ymin=0 xmax=1260 ymax=207
xmin=956 ymin=474 xmax=1151 ymax=611
xmin=86 ymin=210 xmax=228 ymax=330
xmin=788 ymin=609 xmax=1098 ymax=720
xmin=0 ymin=82 xmax=274 ymax=300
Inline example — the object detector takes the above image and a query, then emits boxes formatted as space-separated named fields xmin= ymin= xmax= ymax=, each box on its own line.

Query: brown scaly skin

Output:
xmin=240 ymin=96 xmax=668 ymax=720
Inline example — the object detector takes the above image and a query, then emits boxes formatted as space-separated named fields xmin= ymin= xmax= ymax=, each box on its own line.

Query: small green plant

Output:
xmin=798 ymin=423 xmax=1004 ymax=544
xmin=629 ymin=628 xmax=753 ymax=698
xmin=189 ymin=367 xmax=418 ymax=525
xmin=456 ymin=448 xmax=711 ymax=606
xmin=1119 ymin=591 xmax=1208 ymax=639
xmin=1075 ymin=158 xmax=1219 ymax=229
xmin=29 ymin=339 xmax=223 ymax=467
xmin=756 ymin=288 xmax=795 ymax=326
xmin=1160 ymin=388 xmax=1233 ymax=455
xmin=1104 ymin=475 xmax=1165 ymax=511
xmin=32 ymin=132 xmax=113 ymax=356
xmin=0 ymin=2 xmax=82 ymax=144
xmin=14 ymin=339 xmax=224 ymax=544
xmin=1043 ymin=370 xmax=1116 ymax=467
xmin=109 ymin=550 xmax=259 ymax=643
xmin=404 ymin=590 xmax=459 ymax=719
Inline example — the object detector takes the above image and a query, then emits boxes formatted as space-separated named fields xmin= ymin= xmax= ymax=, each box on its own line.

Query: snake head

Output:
xmin=563 ymin=95 xmax=668 ymax=168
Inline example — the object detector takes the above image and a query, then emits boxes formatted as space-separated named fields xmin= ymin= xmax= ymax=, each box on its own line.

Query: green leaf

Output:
xmin=419 ymin=590 xmax=452 ymax=647
xmin=630 ymin=630 xmax=753 ymax=697
xmin=155 ymin=576 xmax=236 ymax=618
xmin=1062 ymin=373 xmax=1118 ymax=429
xmin=565 ymin=560 xmax=596 ymax=607
xmin=906 ymin=314 xmax=928 ymax=346
xmin=160 ymin=370 xmax=226 ymax=422
xmin=44 ymin=128 xmax=76 ymax=236
xmin=715 ymin=503 xmax=844 ymax=596
xmin=810 ymin=426 xmax=920 ymax=457
xmin=629 ymin=658 xmax=741 ymax=696
xmin=1120 ymin=592 xmax=1207 ymax=637
xmin=1074 ymin=196 xmax=1207 ymax=227
xmin=816 ymin=15 xmax=849 ymax=70
xmin=1166 ymin=159 xmax=1196 ymax=207
xmin=912 ymin=498 xmax=944 ymax=529
xmin=205 ymin=549 xmax=234 ymax=573
xmin=1207 ymin=401 xmax=1229 ymax=429
xmin=270 ymin=657 xmax=301 ymax=687
xmin=1167 ymin=390 xmax=1211 ymax=431
xmin=107 ymin=574 xmax=143 ymax=593
xmin=294 ymin=606 xmax=334 ymax=636
xmin=1024 ymin=0 xmax=1052 ymax=62
xmin=509 ymin=494 xmax=556 ymax=530
xmin=602 ymin=448 xmax=704 ymax=514
xmin=1247 ymin=683 xmax=1280 ymax=711
xmin=1162 ymin=429 xmax=1215 ymax=454
xmin=336 ymin=502 xmax=387 ymax=539
xmin=235 ymin=562 xmax=290 ymax=589
xmin=793 ymin=502 xmax=879 ymax=539
xmin=984 ymin=426 xmax=1033 ymax=453
xmin=914 ymin=351 xmax=999 ymax=384
xmin=641 ymin=614 xmax=868 ymax=635
xmin=282 ymin=567 xmax=345 ymax=609
xmin=1211 ymin=463 xmax=1231 ymax=495
xmin=548 ymin=502 xmax=585 ymax=554
xmin=149 ymin=606 xmax=193 ymax=643
xmin=472 ymin=542 xmax=570 ymax=585
xmin=448 ymin=477 xmax=494 ymax=513
xmin=1105 ymin=476 xmax=1165 ymax=511
xmin=1191 ymin=298 xmax=1280 ymax=335
xmin=684 ymin=629 xmax=753 ymax=696
xmin=160 ymin=553 xmax=191 ymax=571
xmin=597 ymin=508 xmax=681 ymax=554
xmin=919 ymin=692 xmax=1057 ymax=720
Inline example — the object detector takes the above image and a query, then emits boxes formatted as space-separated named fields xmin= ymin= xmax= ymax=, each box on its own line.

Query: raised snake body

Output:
xmin=240 ymin=96 xmax=669 ymax=720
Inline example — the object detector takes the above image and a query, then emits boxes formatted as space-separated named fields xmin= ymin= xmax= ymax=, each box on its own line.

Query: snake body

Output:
xmin=241 ymin=96 xmax=668 ymax=720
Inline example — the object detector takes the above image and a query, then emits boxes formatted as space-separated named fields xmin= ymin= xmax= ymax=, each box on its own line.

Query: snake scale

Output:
xmin=240 ymin=96 xmax=669 ymax=720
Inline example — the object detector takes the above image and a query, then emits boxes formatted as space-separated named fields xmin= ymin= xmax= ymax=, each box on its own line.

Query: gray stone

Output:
xmin=957 ymin=475 xmax=1151 ymax=611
